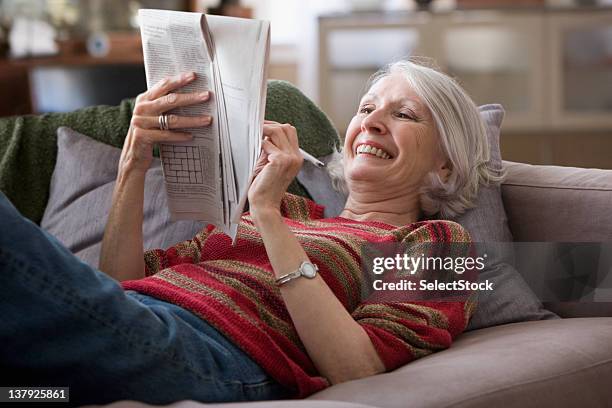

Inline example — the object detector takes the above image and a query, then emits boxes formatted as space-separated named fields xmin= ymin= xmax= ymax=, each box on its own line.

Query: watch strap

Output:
xmin=275 ymin=261 xmax=318 ymax=286
xmin=275 ymin=270 xmax=302 ymax=286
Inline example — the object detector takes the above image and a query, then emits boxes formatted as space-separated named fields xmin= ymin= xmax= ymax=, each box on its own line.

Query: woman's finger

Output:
xmin=145 ymin=72 xmax=196 ymax=101
xmin=281 ymin=123 xmax=300 ymax=151
xmin=263 ymin=124 xmax=292 ymax=151
xmin=252 ymin=149 xmax=269 ymax=177
xmin=260 ymin=137 xmax=303 ymax=174
xmin=261 ymin=137 xmax=282 ymax=155
xmin=131 ymin=127 xmax=193 ymax=144
xmin=131 ymin=114 xmax=212 ymax=130
xmin=135 ymin=91 xmax=211 ymax=116
xmin=267 ymin=123 xmax=300 ymax=154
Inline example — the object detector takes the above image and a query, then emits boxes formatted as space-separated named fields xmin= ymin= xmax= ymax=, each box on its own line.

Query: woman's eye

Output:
xmin=359 ymin=106 xmax=373 ymax=114
xmin=396 ymin=111 xmax=416 ymax=121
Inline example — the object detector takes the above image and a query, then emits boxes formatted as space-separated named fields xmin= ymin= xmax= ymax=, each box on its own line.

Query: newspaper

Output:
xmin=138 ymin=9 xmax=270 ymax=241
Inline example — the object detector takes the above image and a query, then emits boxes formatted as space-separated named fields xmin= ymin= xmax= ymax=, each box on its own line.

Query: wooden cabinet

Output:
xmin=0 ymin=43 xmax=144 ymax=117
xmin=547 ymin=10 xmax=612 ymax=130
xmin=0 ymin=63 xmax=32 ymax=117
xmin=439 ymin=11 xmax=547 ymax=131
xmin=318 ymin=8 xmax=612 ymax=134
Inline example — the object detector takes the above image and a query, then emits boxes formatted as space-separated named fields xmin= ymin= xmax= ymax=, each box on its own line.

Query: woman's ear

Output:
xmin=437 ymin=160 xmax=452 ymax=183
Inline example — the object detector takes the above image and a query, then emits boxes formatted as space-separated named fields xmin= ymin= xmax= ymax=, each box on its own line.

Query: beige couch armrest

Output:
xmin=501 ymin=161 xmax=612 ymax=318
xmin=501 ymin=160 xmax=612 ymax=242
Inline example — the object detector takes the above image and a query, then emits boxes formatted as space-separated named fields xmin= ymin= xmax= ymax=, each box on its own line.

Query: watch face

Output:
xmin=301 ymin=262 xmax=317 ymax=278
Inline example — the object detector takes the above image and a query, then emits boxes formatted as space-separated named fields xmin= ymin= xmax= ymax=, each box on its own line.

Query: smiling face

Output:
xmin=343 ymin=73 xmax=449 ymax=196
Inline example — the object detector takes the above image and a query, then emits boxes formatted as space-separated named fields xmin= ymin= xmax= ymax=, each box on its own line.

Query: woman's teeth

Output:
xmin=356 ymin=144 xmax=391 ymax=159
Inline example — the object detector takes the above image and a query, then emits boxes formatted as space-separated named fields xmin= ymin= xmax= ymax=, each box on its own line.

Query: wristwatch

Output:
xmin=275 ymin=261 xmax=319 ymax=286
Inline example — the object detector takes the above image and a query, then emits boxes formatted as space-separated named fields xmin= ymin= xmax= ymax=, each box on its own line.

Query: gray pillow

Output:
xmin=461 ymin=105 xmax=558 ymax=329
xmin=41 ymin=127 xmax=205 ymax=268
xmin=296 ymin=104 xmax=558 ymax=330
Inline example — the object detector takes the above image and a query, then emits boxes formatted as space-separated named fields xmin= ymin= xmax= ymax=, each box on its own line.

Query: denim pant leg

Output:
xmin=0 ymin=192 xmax=291 ymax=406
xmin=124 ymin=291 xmax=293 ymax=402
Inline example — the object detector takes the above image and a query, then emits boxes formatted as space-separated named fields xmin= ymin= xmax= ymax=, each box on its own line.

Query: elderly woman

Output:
xmin=0 ymin=59 xmax=499 ymax=406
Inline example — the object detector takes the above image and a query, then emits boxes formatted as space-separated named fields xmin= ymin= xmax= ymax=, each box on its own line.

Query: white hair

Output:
xmin=327 ymin=57 xmax=504 ymax=219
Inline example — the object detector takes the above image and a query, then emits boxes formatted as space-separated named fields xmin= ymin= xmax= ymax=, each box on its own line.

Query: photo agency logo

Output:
xmin=360 ymin=242 xmax=491 ymax=302
xmin=360 ymin=241 xmax=612 ymax=305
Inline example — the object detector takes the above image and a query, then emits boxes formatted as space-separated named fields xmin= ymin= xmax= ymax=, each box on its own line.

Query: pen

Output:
xmin=299 ymin=148 xmax=325 ymax=168
xmin=262 ymin=134 xmax=325 ymax=167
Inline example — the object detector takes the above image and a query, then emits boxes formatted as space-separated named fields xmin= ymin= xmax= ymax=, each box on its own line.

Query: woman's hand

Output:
xmin=119 ymin=72 xmax=212 ymax=174
xmin=100 ymin=72 xmax=211 ymax=282
xmin=248 ymin=121 xmax=303 ymax=216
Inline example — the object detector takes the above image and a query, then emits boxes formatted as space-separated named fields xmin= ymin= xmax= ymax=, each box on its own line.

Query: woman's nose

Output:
xmin=361 ymin=110 xmax=386 ymax=135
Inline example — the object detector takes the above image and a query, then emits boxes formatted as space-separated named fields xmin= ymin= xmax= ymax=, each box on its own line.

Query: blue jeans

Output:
xmin=0 ymin=192 xmax=292 ymax=406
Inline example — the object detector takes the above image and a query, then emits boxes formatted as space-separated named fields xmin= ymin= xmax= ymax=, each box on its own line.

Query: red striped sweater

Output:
xmin=121 ymin=193 xmax=475 ymax=398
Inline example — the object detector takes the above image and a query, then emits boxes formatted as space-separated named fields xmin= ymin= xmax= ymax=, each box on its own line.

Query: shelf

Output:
xmin=0 ymin=52 xmax=143 ymax=69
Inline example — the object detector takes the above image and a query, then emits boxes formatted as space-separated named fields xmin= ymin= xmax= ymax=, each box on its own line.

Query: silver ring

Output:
xmin=159 ymin=114 xmax=170 ymax=131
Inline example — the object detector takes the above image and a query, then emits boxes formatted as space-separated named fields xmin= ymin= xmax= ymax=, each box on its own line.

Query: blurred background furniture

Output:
xmin=0 ymin=53 xmax=145 ymax=115
xmin=0 ymin=0 xmax=169 ymax=116
xmin=318 ymin=6 xmax=612 ymax=168
xmin=0 ymin=0 xmax=611 ymax=169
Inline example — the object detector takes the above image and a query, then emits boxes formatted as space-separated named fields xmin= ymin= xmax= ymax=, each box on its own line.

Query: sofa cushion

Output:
xmin=41 ymin=127 xmax=206 ymax=268
xmin=456 ymin=104 xmax=511 ymax=242
xmin=308 ymin=317 xmax=612 ymax=408
xmin=459 ymin=106 xmax=558 ymax=329
xmin=298 ymin=104 xmax=558 ymax=330
xmin=0 ymin=99 xmax=135 ymax=224
xmin=501 ymin=161 xmax=612 ymax=242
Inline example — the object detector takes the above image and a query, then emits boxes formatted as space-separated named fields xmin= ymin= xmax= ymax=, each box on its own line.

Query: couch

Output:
xmin=1 ymin=81 xmax=611 ymax=408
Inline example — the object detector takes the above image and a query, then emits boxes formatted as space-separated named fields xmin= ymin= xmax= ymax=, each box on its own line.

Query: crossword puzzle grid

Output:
xmin=161 ymin=145 xmax=203 ymax=184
